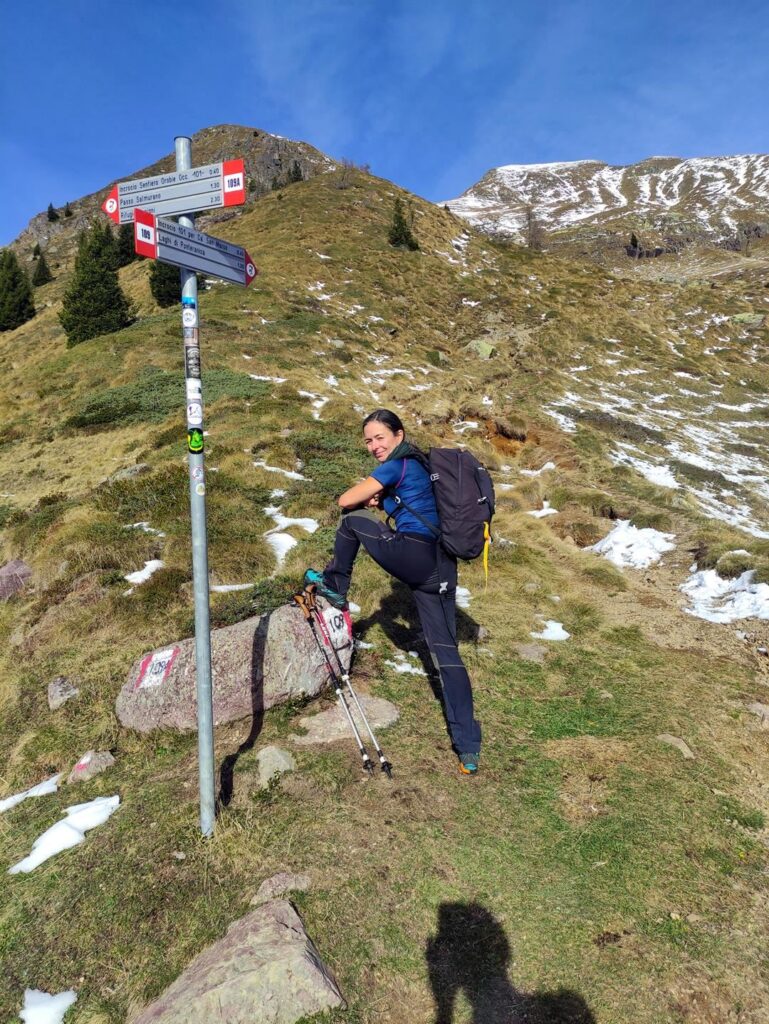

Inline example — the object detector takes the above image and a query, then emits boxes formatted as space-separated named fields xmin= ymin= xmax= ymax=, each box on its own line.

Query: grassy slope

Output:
xmin=1 ymin=167 xmax=768 ymax=1023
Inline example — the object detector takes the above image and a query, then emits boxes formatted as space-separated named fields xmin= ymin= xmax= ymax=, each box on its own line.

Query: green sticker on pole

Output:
xmin=188 ymin=428 xmax=204 ymax=453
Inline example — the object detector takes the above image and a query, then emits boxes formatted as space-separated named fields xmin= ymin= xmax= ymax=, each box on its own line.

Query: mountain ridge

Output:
xmin=444 ymin=152 xmax=769 ymax=246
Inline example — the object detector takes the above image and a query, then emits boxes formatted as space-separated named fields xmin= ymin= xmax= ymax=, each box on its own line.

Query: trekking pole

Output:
xmin=292 ymin=592 xmax=374 ymax=774
xmin=305 ymin=586 xmax=393 ymax=778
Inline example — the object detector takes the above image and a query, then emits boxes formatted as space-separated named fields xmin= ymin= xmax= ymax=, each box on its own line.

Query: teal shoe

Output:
xmin=304 ymin=569 xmax=348 ymax=611
xmin=459 ymin=753 xmax=480 ymax=775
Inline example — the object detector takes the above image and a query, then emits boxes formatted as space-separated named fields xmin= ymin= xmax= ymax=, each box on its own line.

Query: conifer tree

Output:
xmin=117 ymin=222 xmax=139 ymax=267
xmin=32 ymin=242 xmax=41 ymax=259
xmin=31 ymin=252 xmax=53 ymax=286
xmin=64 ymin=202 xmax=73 ymax=218
xmin=149 ymin=260 xmax=182 ymax=307
xmin=47 ymin=203 xmax=59 ymax=222
xmin=388 ymin=196 xmax=419 ymax=250
xmin=59 ymin=222 xmax=132 ymax=346
xmin=0 ymin=250 xmax=35 ymax=331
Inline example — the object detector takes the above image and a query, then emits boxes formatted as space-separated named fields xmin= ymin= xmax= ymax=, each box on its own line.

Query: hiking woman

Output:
xmin=304 ymin=409 xmax=482 ymax=774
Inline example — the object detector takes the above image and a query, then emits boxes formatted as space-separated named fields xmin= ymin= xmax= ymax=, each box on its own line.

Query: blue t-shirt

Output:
xmin=371 ymin=458 xmax=439 ymax=538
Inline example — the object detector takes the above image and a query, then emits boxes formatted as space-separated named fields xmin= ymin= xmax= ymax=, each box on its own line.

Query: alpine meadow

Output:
xmin=1 ymin=124 xmax=768 ymax=1024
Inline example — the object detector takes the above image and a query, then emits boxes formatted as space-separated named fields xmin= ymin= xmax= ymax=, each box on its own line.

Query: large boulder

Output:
xmin=116 ymin=600 xmax=352 ymax=733
xmin=0 ymin=559 xmax=32 ymax=601
xmin=130 ymin=900 xmax=344 ymax=1024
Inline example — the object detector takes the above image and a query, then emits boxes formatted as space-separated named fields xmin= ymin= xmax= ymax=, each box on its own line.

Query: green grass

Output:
xmin=1 ymin=162 xmax=769 ymax=1023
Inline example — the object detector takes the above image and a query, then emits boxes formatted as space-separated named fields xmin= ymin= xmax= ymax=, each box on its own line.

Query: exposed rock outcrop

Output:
xmin=116 ymin=600 xmax=351 ymax=733
xmin=130 ymin=900 xmax=344 ymax=1024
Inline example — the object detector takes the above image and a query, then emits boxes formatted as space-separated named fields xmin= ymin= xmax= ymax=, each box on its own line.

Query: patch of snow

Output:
xmin=264 ymin=507 xmax=319 ymax=535
xmin=348 ymin=601 xmax=361 ymax=614
xmin=354 ymin=639 xmax=375 ymax=650
xmin=544 ymin=409 xmax=577 ymax=433
xmin=0 ymin=774 xmax=61 ymax=815
xmin=456 ymin=586 xmax=471 ymax=609
xmin=264 ymin=533 xmax=297 ymax=564
xmin=610 ymin=449 xmax=679 ymax=489
xmin=385 ymin=654 xmax=427 ymax=676
xmin=530 ymin=620 xmax=570 ymax=641
xmin=452 ymin=420 xmax=479 ymax=434
xmin=253 ymin=460 xmax=306 ymax=480
xmin=8 ymin=795 xmax=120 ymax=874
xmin=462 ymin=298 xmax=481 ymax=307
xmin=124 ymin=560 xmax=164 ymax=586
xmin=210 ymin=584 xmax=253 ymax=593
xmin=126 ymin=522 xmax=165 ymax=537
xmin=681 ymin=569 xmax=769 ymax=623
xmin=519 ymin=461 xmax=555 ymax=477
xmin=250 ymin=374 xmax=287 ymax=383
xmin=20 ymin=988 xmax=77 ymax=1024
xmin=527 ymin=501 xmax=559 ymax=518
xmin=589 ymin=520 xmax=675 ymax=569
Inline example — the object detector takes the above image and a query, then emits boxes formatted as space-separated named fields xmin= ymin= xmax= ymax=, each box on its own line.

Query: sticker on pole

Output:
xmin=134 ymin=646 xmax=180 ymax=690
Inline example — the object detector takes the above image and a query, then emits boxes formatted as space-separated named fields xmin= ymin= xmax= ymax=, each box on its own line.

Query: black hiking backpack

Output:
xmin=391 ymin=448 xmax=496 ymax=563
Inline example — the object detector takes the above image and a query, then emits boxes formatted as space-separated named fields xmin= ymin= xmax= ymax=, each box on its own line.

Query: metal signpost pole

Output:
xmin=176 ymin=135 xmax=216 ymax=838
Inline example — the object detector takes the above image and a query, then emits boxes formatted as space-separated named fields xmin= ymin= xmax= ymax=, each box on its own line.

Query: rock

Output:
xmin=523 ymin=581 xmax=540 ymax=593
xmin=108 ymin=463 xmax=151 ymax=483
xmin=252 ymin=872 xmax=311 ymax=906
xmin=747 ymin=702 xmax=769 ymax=726
xmin=67 ymin=750 xmax=115 ymax=784
xmin=514 ymin=643 xmax=548 ymax=664
xmin=116 ymin=599 xmax=352 ymax=733
xmin=48 ymin=676 xmax=80 ymax=710
xmin=731 ymin=312 xmax=765 ymax=327
xmin=0 ymin=559 xmax=32 ymax=601
xmin=657 ymin=734 xmax=695 ymax=759
xmin=465 ymin=338 xmax=496 ymax=360
xmin=598 ymin=690 xmax=614 ymax=700
xmin=256 ymin=747 xmax=296 ymax=789
xmin=130 ymin=900 xmax=344 ymax=1024
xmin=292 ymin=696 xmax=399 ymax=746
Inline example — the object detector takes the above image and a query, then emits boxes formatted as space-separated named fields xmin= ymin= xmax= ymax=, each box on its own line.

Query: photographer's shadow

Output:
xmin=426 ymin=902 xmax=595 ymax=1024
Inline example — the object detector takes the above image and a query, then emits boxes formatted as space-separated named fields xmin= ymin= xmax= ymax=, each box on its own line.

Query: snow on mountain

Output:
xmin=443 ymin=154 xmax=769 ymax=240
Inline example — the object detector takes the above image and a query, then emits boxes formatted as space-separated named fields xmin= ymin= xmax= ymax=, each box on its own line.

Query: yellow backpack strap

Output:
xmin=483 ymin=522 xmax=491 ymax=590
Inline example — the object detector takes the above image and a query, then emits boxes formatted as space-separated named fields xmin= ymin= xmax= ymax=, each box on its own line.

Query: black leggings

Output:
xmin=323 ymin=511 xmax=482 ymax=754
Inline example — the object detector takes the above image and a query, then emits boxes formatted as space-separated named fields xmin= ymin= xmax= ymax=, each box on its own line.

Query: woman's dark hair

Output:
xmin=362 ymin=408 xmax=405 ymax=435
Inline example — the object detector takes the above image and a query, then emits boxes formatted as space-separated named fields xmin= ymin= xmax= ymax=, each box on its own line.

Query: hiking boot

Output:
xmin=303 ymin=569 xmax=348 ymax=610
xmin=458 ymin=752 xmax=480 ymax=775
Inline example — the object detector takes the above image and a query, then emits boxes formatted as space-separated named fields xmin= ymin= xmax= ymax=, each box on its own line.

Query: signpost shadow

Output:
xmin=216 ymin=615 xmax=269 ymax=810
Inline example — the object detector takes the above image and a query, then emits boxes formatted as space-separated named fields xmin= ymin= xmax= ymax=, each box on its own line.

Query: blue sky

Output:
xmin=2 ymin=0 xmax=768 ymax=244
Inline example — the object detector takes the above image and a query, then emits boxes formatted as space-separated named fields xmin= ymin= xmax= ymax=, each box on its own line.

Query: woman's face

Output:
xmin=363 ymin=420 xmax=404 ymax=462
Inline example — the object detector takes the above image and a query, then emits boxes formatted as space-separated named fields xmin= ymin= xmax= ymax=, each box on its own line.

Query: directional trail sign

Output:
xmin=102 ymin=159 xmax=246 ymax=224
xmin=133 ymin=208 xmax=258 ymax=287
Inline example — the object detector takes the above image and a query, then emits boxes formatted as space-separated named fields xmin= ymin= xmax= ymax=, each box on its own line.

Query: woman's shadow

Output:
xmin=426 ymin=903 xmax=596 ymax=1024
xmin=354 ymin=580 xmax=479 ymax=707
